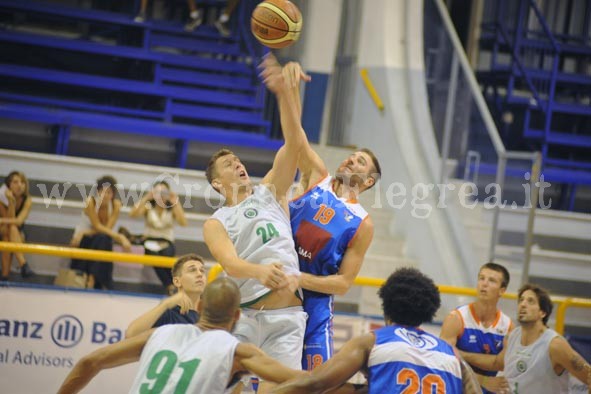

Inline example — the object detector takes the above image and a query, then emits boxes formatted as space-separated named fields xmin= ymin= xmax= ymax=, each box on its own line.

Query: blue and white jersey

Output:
xmin=290 ymin=175 xmax=368 ymax=369
xmin=368 ymin=325 xmax=462 ymax=394
xmin=454 ymin=303 xmax=512 ymax=377
xmin=290 ymin=175 xmax=367 ymax=280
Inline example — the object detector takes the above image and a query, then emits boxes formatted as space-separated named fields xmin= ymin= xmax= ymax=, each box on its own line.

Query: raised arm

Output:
xmin=125 ymin=292 xmax=194 ymax=338
xmin=271 ymin=333 xmax=374 ymax=394
xmin=129 ymin=190 xmax=153 ymax=218
xmin=57 ymin=329 xmax=152 ymax=394
xmin=549 ymin=336 xmax=591 ymax=386
xmin=203 ymin=218 xmax=287 ymax=290
xmin=299 ymin=217 xmax=374 ymax=296
xmin=259 ymin=55 xmax=308 ymax=199
xmin=169 ymin=191 xmax=188 ymax=226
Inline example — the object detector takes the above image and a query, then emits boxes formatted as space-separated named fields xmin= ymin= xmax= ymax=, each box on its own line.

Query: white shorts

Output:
xmin=233 ymin=306 xmax=307 ymax=370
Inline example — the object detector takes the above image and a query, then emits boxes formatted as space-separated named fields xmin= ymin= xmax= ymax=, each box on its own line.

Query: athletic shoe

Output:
xmin=134 ymin=12 xmax=146 ymax=23
xmin=21 ymin=262 xmax=35 ymax=278
xmin=215 ymin=20 xmax=231 ymax=37
xmin=184 ymin=14 xmax=203 ymax=31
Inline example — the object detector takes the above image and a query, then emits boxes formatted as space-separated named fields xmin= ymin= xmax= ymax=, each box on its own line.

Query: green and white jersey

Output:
xmin=211 ymin=185 xmax=300 ymax=305
xmin=129 ymin=325 xmax=238 ymax=394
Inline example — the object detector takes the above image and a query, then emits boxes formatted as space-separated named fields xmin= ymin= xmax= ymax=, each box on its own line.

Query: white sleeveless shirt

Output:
xmin=129 ymin=325 xmax=239 ymax=394
xmin=211 ymin=185 xmax=299 ymax=304
xmin=504 ymin=326 xmax=569 ymax=393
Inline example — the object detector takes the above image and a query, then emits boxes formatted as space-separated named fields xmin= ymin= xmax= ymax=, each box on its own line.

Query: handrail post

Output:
xmin=555 ymin=298 xmax=572 ymax=335
xmin=521 ymin=152 xmax=541 ymax=285
xmin=439 ymin=53 xmax=459 ymax=186
xmin=488 ymin=154 xmax=507 ymax=261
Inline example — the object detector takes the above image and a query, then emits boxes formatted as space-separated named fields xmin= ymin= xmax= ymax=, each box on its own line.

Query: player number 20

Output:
xmin=140 ymin=350 xmax=201 ymax=394
xmin=396 ymin=368 xmax=446 ymax=394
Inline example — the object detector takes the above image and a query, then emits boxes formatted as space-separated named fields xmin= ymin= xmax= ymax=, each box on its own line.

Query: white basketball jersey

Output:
xmin=211 ymin=185 xmax=299 ymax=304
xmin=504 ymin=327 xmax=569 ymax=394
xmin=129 ymin=325 xmax=239 ymax=394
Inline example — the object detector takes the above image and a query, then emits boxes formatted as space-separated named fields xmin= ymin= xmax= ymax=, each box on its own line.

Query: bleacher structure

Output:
xmin=476 ymin=0 xmax=591 ymax=211
xmin=0 ymin=0 xmax=277 ymax=168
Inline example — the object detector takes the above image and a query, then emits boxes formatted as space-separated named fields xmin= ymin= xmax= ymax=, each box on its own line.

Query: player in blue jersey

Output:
xmin=271 ymin=267 xmax=483 ymax=394
xmin=275 ymin=61 xmax=381 ymax=371
xmin=440 ymin=262 xmax=512 ymax=393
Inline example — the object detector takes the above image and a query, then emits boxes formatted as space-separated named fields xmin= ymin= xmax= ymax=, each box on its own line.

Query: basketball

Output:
xmin=251 ymin=0 xmax=302 ymax=49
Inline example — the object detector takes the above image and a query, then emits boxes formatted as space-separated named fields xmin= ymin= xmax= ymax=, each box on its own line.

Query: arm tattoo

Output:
xmin=570 ymin=355 xmax=587 ymax=372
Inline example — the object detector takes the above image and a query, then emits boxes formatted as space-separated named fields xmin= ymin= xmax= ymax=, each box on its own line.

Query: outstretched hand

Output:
xmin=259 ymin=53 xmax=310 ymax=95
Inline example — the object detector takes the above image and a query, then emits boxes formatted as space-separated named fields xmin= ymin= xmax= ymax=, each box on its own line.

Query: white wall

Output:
xmin=299 ymin=0 xmax=342 ymax=73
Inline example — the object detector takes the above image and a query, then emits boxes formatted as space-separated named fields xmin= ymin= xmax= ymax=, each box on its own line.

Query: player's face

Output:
xmin=8 ymin=175 xmax=26 ymax=197
xmin=476 ymin=268 xmax=505 ymax=301
xmin=214 ymin=154 xmax=250 ymax=192
xmin=335 ymin=151 xmax=375 ymax=190
xmin=178 ymin=260 xmax=206 ymax=294
xmin=517 ymin=289 xmax=545 ymax=324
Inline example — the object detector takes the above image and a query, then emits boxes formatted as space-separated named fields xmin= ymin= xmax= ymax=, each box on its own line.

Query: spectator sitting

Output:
xmin=134 ymin=0 xmax=203 ymax=32
xmin=0 ymin=171 xmax=35 ymax=280
xmin=129 ymin=180 xmax=187 ymax=295
xmin=214 ymin=0 xmax=240 ymax=37
xmin=70 ymin=175 xmax=131 ymax=290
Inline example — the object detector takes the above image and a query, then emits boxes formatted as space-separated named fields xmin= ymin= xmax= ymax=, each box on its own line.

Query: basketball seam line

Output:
xmin=257 ymin=2 xmax=300 ymax=25
xmin=252 ymin=17 xmax=300 ymax=33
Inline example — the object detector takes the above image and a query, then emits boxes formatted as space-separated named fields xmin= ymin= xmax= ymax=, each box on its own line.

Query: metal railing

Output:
xmin=431 ymin=0 xmax=542 ymax=279
xmin=2 ymin=241 xmax=589 ymax=335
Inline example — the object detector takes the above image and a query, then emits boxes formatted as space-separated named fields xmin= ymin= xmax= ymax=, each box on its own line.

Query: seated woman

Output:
xmin=70 ymin=175 xmax=131 ymax=290
xmin=129 ymin=180 xmax=187 ymax=295
xmin=0 ymin=171 xmax=35 ymax=280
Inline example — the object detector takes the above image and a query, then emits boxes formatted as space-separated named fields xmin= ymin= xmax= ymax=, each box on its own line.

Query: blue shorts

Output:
xmin=302 ymin=292 xmax=334 ymax=370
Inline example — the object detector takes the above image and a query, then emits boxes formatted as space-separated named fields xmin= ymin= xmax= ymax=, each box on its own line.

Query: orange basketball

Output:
xmin=251 ymin=0 xmax=302 ymax=49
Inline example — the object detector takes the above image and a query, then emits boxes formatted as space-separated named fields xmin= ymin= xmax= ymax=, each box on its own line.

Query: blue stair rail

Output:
xmin=0 ymin=0 xmax=280 ymax=168
xmin=480 ymin=0 xmax=591 ymax=210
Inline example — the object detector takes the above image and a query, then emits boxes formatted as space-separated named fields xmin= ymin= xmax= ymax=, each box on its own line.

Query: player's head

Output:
xmin=335 ymin=148 xmax=381 ymax=193
xmin=206 ymin=148 xmax=250 ymax=196
xmin=171 ymin=254 xmax=206 ymax=295
xmin=518 ymin=283 xmax=553 ymax=326
xmin=5 ymin=170 xmax=29 ymax=198
xmin=477 ymin=262 xmax=510 ymax=301
xmin=379 ymin=267 xmax=441 ymax=326
xmin=96 ymin=175 xmax=118 ymax=201
xmin=198 ymin=277 xmax=241 ymax=331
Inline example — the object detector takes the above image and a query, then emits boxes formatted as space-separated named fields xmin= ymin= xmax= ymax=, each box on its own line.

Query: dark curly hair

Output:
xmin=378 ymin=267 xmax=441 ymax=326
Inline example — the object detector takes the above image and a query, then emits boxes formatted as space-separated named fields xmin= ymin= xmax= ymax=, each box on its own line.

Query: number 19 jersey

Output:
xmin=129 ymin=325 xmax=239 ymax=394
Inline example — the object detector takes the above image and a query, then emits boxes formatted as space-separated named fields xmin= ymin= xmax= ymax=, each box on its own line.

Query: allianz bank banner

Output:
xmin=0 ymin=284 xmax=160 ymax=394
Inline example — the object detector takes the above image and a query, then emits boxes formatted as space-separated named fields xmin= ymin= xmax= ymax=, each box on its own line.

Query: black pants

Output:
xmin=144 ymin=238 xmax=175 ymax=288
xmin=70 ymin=234 xmax=114 ymax=290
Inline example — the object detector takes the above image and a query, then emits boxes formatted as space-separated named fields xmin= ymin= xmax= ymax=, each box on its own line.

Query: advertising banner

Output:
xmin=1 ymin=284 xmax=160 ymax=394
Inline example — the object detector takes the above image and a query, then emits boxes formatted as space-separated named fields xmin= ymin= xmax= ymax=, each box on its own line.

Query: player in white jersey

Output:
xmin=203 ymin=55 xmax=312 ymax=393
xmin=461 ymin=283 xmax=591 ymax=394
xmin=57 ymin=278 xmax=307 ymax=394
xmin=441 ymin=262 xmax=513 ymax=393
xmin=271 ymin=268 xmax=483 ymax=394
